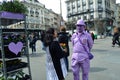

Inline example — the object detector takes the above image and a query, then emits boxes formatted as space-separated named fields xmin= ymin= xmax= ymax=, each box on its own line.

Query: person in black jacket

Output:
xmin=58 ymin=26 xmax=70 ymax=71
xmin=43 ymin=28 xmax=67 ymax=80
xmin=112 ymin=27 xmax=120 ymax=47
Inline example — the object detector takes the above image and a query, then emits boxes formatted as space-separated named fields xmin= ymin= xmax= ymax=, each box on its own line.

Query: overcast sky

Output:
xmin=0 ymin=0 xmax=120 ymax=20
xmin=39 ymin=0 xmax=67 ymax=20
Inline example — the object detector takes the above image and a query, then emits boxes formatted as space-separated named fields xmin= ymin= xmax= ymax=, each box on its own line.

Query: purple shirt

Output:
xmin=71 ymin=31 xmax=93 ymax=61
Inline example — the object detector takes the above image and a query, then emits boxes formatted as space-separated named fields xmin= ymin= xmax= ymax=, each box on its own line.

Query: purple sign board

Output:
xmin=8 ymin=42 xmax=23 ymax=55
xmin=0 ymin=11 xmax=25 ymax=20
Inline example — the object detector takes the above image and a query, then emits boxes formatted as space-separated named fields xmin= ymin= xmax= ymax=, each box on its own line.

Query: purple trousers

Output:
xmin=71 ymin=58 xmax=90 ymax=80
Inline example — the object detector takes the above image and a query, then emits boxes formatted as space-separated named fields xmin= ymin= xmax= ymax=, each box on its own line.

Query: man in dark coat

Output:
xmin=58 ymin=26 xmax=70 ymax=71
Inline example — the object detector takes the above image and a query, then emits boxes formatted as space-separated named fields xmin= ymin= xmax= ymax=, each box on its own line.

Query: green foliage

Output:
xmin=0 ymin=76 xmax=14 ymax=80
xmin=0 ymin=0 xmax=27 ymax=14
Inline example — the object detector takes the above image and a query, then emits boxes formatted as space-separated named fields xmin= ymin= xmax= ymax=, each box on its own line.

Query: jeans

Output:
xmin=64 ymin=57 xmax=69 ymax=71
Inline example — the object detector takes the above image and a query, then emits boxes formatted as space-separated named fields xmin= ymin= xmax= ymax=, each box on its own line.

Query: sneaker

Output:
xmin=112 ymin=45 xmax=115 ymax=47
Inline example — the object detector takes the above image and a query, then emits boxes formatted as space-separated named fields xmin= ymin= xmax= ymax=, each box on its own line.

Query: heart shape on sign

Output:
xmin=8 ymin=42 xmax=23 ymax=55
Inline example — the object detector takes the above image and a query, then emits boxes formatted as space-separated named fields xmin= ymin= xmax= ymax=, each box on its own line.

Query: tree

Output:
xmin=0 ymin=0 xmax=27 ymax=14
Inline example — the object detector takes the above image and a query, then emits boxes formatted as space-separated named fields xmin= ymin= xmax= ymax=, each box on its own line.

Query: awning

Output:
xmin=0 ymin=11 xmax=25 ymax=20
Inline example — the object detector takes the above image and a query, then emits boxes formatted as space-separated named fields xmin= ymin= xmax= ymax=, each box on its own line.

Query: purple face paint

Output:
xmin=75 ymin=19 xmax=86 ymax=33
xmin=76 ymin=25 xmax=85 ymax=33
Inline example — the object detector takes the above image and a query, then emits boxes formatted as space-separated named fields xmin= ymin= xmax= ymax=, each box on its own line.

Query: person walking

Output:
xmin=71 ymin=19 xmax=93 ymax=80
xmin=91 ymin=32 xmax=95 ymax=42
xmin=43 ymin=28 xmax=67 ymax=80
xmin=40 ymin=30 xmax=46 ymax=50
xmin=58 ymin=26 xmax=70 ymax=71
xmin=112 ymin=27 xmax=120 ymax=47
xmin=28 ymin=33 xmax=37 ymax=54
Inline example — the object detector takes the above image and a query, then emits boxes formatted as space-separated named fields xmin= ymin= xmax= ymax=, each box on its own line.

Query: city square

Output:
xmin=29 ymin=37 xmax=120 ymax=80
xmin=0 ymin=0 xmax=120 ymax=80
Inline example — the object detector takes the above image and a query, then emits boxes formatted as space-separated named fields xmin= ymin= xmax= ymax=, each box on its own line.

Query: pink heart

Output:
xmin=8 ymin=42 xmax=23 ymax=55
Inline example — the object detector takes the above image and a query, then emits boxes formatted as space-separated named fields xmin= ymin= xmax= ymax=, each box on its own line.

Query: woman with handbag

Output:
xmin=71 ymin=19 xmax=94 ymax=80
xmin=43 ymin=28 xmax=67 ymax=80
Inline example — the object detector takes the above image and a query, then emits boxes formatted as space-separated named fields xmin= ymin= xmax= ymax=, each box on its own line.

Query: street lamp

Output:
xmin=60 ymin=0 xmax=62 ymax=27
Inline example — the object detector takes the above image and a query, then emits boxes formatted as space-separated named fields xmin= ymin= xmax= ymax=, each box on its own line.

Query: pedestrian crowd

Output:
xmin=32 ymin=19 xmax=93 ymax=80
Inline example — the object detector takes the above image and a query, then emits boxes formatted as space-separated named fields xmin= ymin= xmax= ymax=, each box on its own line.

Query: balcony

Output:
xmin=90 ymin=8 xmax=94 ymax=12
xmin=98 ymin=7 xmax=103 ymax=12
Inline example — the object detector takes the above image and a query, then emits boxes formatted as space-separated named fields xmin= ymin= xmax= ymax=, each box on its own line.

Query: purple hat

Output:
xmin=75 ymin=19 xmax=86 ymax=26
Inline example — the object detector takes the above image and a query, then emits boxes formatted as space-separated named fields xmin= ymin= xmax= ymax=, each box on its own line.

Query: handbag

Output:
xmin=77 ymin=33 xmax=94 ymax=60
xmin=87 ymin=52 xmax=94 ymax=60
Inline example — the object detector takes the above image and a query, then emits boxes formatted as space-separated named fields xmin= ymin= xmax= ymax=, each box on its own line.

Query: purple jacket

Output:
xmin=71 ymin=31 xmax=93 ymax=61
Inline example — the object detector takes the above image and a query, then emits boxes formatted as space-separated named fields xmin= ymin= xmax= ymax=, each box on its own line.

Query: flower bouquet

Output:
xmin=60 ymin=43 xmax=66 ymax=49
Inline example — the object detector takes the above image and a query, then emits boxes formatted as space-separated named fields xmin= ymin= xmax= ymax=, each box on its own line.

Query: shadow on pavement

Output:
xmin=92 ymin=49 xmax=108 ymax=52
xmin=68 ymin=67 xmax=107 ymax=73
xmin=29 ymin=53 xmax=45 ymax=57
xmin=90 ymin=67 xmax=107 ymax=72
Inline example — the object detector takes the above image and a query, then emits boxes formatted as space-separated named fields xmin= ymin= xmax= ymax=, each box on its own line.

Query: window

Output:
xmin=99 ymin=13 xmax=102 ymax=18
xmin=78 ymin=7 xmax=81 ymax=13
xmin=90 ymin=13 xmax=94 ymax=19
xmin=90 ymin=4 xmax=93 ymax=9
xmin=98 ymin=0 xmax=102 ymax=3
xmin=30 ymin=9 xmax=34 ymax=17
xmin=72 ymin=9 xmax=76 ymax=14
xmin=78 ymin=16 xmax=81 ymax=19
xmin=98 ymin=3 xmax=103 ymax=10
xmin=83 ymin=15 xmax=87 ymax=20
xmin=35 ymin=10 xmax=39 ymax=17
xmin=72 ymin=2 xmax=75 ymax=9
xmin=77 ymin=0 xmax=80 ymax=7
xmin=67 ymin=6 xmax=70 ymax=11
xmin=89 ymin=0 xmax=93 ymax=4
xmin=83 ymin=6 xmax=86 ymax=11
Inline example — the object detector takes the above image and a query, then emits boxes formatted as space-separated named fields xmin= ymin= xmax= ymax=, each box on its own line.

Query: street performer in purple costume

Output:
xmin=71 ymin=19 xmax=93 ymax=80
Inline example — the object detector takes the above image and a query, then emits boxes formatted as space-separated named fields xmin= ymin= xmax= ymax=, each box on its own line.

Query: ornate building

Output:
xmin=116 ymin=3 xmax=120 ymax=27
xmin=22 ymin=0 xmax=62 ymax=30
xmin=22 ymin=0 xmax=45 ymax=30
xmin=65 ymin=0 xmax=116 ymax=35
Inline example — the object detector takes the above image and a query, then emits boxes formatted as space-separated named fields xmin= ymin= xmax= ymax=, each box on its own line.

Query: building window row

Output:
xmin=68 ymin=0 xmax=103 ymax=13
xmin=29 ymin=9 xmax=40 ymax=17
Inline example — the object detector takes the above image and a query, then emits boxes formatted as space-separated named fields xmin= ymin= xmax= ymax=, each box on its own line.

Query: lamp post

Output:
xmin=60 ymin=0 xmax=62 ymax=27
